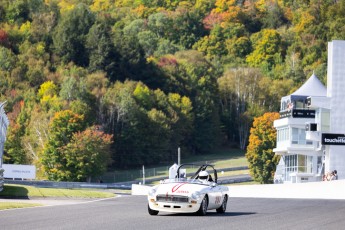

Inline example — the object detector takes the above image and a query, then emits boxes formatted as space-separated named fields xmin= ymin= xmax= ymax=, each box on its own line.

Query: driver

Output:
xmin=198 ymin=171 xmax=209 ymax=183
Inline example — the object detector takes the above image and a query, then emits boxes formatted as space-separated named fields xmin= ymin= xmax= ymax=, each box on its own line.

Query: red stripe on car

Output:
xmin=172 ymin=183 xmax=187 ymax=193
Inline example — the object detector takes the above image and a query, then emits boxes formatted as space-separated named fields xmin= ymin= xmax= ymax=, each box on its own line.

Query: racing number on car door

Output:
xmin=208 ymin=187 xmax=223 ymax=209
xmin=215 ymin=196 xmax=222 ymax=204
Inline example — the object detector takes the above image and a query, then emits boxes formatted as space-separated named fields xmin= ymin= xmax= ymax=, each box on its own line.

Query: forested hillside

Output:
xmin=0 ymin=0 xmax=343 ymax=180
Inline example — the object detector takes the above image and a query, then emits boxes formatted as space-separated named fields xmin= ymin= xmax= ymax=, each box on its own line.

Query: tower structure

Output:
xmin=273 ymin=40 xmax=345 ymax=183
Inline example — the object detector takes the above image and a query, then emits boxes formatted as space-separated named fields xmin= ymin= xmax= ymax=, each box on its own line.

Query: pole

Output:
xmin=143 ymin=165 xmax=145 ymax=185
xmin=178 ymin=147 xmax=181 ymax=166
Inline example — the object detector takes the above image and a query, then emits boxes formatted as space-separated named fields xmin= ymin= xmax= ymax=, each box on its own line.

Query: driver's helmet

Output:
xmin=198 ymin=171 xmax=209 ymax=182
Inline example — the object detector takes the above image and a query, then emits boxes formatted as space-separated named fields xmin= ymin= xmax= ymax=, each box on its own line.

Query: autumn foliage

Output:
xmin=246 ymin=112 xmax=280 ymax=184
xmin=0 ymin=0 xmax=341 ymax=181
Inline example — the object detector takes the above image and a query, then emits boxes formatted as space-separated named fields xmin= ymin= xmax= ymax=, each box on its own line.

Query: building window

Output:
xmin=292 ymin=128 xmax=298 ymax=144
xmin=298 ymin=155 xmax=313 ymax=173
xmin=291 ymin=128 xmax=313 ymax=145
xmin=277 ymin=127 xmax=289 ymax=142
xmin=285 ymin=155 xmax=297 ymax=181
xmin=284 ymin=154 xmax=313 ymax=181
xmin=317 ymin=156 xmax=323 ymax=175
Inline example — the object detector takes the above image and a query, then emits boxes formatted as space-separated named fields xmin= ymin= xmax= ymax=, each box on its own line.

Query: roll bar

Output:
xmin=176 ymin=163 xmax=218 ymax=183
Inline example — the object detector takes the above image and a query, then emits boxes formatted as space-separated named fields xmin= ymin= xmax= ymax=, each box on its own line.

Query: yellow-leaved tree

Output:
xmin=246 ymin=112 xmax=280 ymax=184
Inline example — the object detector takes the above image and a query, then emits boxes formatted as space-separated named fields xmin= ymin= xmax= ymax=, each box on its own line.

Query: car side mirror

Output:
xmin=211 ymin=182 xmax=217 ymax=187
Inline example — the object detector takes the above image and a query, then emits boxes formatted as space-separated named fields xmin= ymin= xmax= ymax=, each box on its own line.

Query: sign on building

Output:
xmin=321 ymin=133 xmax=345 ymax=145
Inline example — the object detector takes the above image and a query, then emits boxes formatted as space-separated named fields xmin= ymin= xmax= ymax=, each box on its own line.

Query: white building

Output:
xmin=273 ymin=40 xmax=345 ymax=183
xmin=0 ymin=102 xmax=9 ymax=191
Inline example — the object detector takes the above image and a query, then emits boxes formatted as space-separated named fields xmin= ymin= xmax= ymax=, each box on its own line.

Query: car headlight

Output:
xmin=148 ymin=188 xmax=157 ymax=197
xmin=191 ymin=191 xmax=201 ymax=200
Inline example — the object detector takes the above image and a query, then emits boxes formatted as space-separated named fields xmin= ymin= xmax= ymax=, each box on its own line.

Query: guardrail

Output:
xmin=4 ymin=180 xmax=132 ymax=190
xmin=4 ymin=175 xmax=252 ymax=190
xmin=102 ymin=163 xmax=249 ymax=183
xmin=4 ymin=166 xmax=251 ymax=190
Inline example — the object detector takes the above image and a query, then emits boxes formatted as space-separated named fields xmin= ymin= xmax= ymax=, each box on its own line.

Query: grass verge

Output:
xmin=0 ymin=184 xmax=115 ymax=210
xmin=0 ymin=184 xmax=115 ymax=199
xmin=104 ymin=148 xmax=248 ymax=183
xmin=0 ymin=202 xmax=43 ymax=210
xmin=224 ymin=181 xmax=260 ymax=186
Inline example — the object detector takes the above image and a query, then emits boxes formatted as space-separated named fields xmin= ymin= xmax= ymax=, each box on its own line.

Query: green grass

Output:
xmin=0 ymin=202 xmax=42 ymax=210
xmin=224 ymin=181 xmax=260 ymax=186
xmin=104 ymin=147 xmax=248 ymax=183
xmin=0 ymin=184 xmax=115 ymax=210
xmin=0 ymin=184 xmax=115 ymax=198
xmin=218 ymin=169 xmax=249 ymax=177
xmin=182 ymin=148 xmax=246 ymax=166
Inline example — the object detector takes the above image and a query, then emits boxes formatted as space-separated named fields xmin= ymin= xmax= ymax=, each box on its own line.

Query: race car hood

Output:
xmin=155 ymin=182 xmax=208 ymax=196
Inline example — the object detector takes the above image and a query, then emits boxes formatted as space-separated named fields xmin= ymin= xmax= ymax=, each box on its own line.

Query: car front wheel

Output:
xmin=148 ymin=204 xmax=159 ymax=215
xmin=196 ymin=195 xmax=208 ymax=216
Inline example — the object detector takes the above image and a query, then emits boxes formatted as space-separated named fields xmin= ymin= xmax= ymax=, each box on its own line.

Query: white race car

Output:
xmin=147 ymin=164 xmax=229 ymax=216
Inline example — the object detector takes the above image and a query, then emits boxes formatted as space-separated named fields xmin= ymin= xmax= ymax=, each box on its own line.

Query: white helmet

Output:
xmin=198 ymin=171 xmax=209 ymax=181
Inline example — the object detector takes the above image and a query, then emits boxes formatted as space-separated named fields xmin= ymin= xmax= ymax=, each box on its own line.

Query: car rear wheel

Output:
xmin=196 ymin=195 xmax=208 ymax=216
xmin=216 ymin=195 xmax=228 ymax=214
xmin=148 ymin=204 xmax=159 ymax=215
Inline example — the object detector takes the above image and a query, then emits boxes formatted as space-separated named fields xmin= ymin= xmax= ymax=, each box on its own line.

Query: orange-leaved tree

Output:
xmin=246 ymin=112 xmax=280 ymax=184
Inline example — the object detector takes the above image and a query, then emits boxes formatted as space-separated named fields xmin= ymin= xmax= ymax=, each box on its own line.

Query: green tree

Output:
xmin=103 ymin=80 xmax=194 ymax=168
xmin=147 ymin=12 xmax=171 ymax=38
xmin=62 ymin=126 xmax=113 ymax=182
xmin=123 ymin=19 xmax=146 ymax=37
xmin=86 ymin=18 xmax=117 ymax=76
xmin=59 ymin=76 xmax=78 ymax=102
xmin=259 ymin=0 xmax=288 ymax=29
xmin=165 ymin=92 xmax=194 ymax=159
xmin=137 ymin=30 xmax=159 ymax=57
xmin=4 ymin=101 xmax=29 ymax=164
xmin=17 ymin=41 xmax=47 ymax=87
xmin=159 ymin=50 xmax=221 ymax=154
xmin=103 ymin=81 xmax=158 ymax=167
xmin=193 ymin=25 xmax=227 ymax=59
xmin=0 ymin=46 xmax=17 ymax=72
xmin=30 ymin=6 xmax=59 ymax=44
xmin=246 ymin=112 xmax=280 ymax=184
xmin=112 ymin=32 xmax=144 ymax=80
xmin=154 ymin=38 xmax=181 ymax=57
xmin=326 ymin=1 xmax=345 ymax=40
xmin=225 ymin=36 xmax=252 ymax=61
xmin=5 ymin=0 xmax=29 ymax=24
xmin=170 ymin=8 xmax=206 ymax=49
xmin=52 ymin=3 xmax=95 ymax=66
xmin=41 ymin=110 xmax=85 ymax=181
xmin=69 ymin=99 xmax=94 ymax=126
xmin=57 ymin=64 xmax=97 ymax=115
xmin=83 ymin=72 xmax=109 ymax=124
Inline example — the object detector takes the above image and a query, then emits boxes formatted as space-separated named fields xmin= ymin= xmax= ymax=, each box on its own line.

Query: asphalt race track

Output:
xmin=1 ymin=195 xmax=345 ymax=230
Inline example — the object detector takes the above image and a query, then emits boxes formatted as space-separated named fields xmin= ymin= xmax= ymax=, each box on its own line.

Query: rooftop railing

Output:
xmin=280 ymin=109 xmax=316 ymax=118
